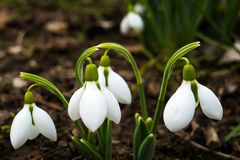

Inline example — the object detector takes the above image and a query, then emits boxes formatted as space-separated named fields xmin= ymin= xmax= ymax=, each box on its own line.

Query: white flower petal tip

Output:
xmin=102 ymin=87 xmax=121 ymax=124
xmin=98 ymin=66 xmax=132 ymax=105
xmin=197 ymin=83 xmax=223 ymax=120
xmin=33 ymin=104 xmax=57 ymax=141
xmin=163 ymin=81 xmax=196 ymax=132
xmin=68 ymin=88 xmax=84 ymax=121
xmin=10 ymin=105 xmax=32 ymax=149
xmin=80 ymin=82 xmax=107 ymax=132
xmin=120 ymin=12 xmax=143 ymax=35
xmin=28 ymin=125 xmax=39 ymax=140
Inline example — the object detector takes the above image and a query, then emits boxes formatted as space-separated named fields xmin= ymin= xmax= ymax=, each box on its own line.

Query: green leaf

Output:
xmin=224 ymin=124 xmax=240 ymax=142
xmin=137 ymin=134 xmax=156 ymax=160
xmin=224 ymin=0 xmax=240 ymax=36
xmin=72 ymin=136 xmax=103 ymax=160
xmin=145 ymin=117 xmax=153 ymax=131
xmin=134 ymin=113 xmax=140 ymax=126
xmin=133 ymin=117 xmax=149 ymax=160
xmin=20 ymin=72 xmax=68 ymax=108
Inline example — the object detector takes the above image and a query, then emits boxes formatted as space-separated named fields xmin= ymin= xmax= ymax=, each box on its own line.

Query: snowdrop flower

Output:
xmin=163 ymin=64 xmax=223 ymax=132
xmin=97 ymin=54 xmax=132 ymax=104
xmin=10 ymin=91 xmax=57 ymax=149
xmin=120 ymin=11 xmax=144 ymax=35
xmin=134 ymin=3 xmax=145 ymax=14
xmin=68 ymin=62 xmax=121 ymax=132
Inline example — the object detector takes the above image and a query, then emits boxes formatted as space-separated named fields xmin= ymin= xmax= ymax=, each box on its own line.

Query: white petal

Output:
xmin=120 ymin=15 xmax=129 ymax=35
xmin=68 ymin=87 xmax=84 ymax=121
xmin=101 ymin=87 xmax=121 ymax=124
xmin=32 ymin=104 xmax=57 ymax=141
xmin=98 ymin=66 xmax=106 ymax=86
xmin=107 ymin=67 xmax=132 ymax=104
xmin=28 ymin=125 xmax=39 ymax=140
xmin=163 ymin=81 xmax=196 ymax=132
xmin=80 ymin=82 xmax=107 ymax=132
xmin=10 ymin=105 xmax=32 ymax=149
xmin=127 ymin=12 xmax=144 ymax=32
xmin=197 ymin=82 xmax=223 ymax=120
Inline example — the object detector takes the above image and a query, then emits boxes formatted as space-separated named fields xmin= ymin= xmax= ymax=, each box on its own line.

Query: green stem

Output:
xmin=27 ymin=84 xmax=41 ymax=92
xmin=180 ymin=57 xmax=190 ymax=64
xmin=105 ymin=119 xmax=112 ymax=160
xmin=97 ymin=43 xmax=147 ymax=119
xmin=75 ymin=43 xmax=148 ymax=119
xmin=87 ymin=130 xmax=94 ymax=145
xmin=150 ymin=42 xmax=200 ymax=133
xmin=97 ymin=130 xmax=105 ymax=155
xmin=75 ymin=120 xmax=86 ymax=138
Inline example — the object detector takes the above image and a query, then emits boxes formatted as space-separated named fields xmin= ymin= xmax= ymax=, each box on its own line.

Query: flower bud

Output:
xmin=183 ymin=64 xmax=196 ymax=81
xmin=85 ymin=64 xmax=98 ymax=81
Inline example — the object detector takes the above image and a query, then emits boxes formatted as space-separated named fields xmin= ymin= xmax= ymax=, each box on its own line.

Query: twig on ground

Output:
xmin=175 ymin=133 xmax=240 ymax=160
xmin=32 ymin=146 xmax=69 ymax=160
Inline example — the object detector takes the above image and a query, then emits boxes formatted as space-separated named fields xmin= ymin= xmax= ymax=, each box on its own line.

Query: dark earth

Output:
xmin=0 ymin=1 xmax=240 ymax=159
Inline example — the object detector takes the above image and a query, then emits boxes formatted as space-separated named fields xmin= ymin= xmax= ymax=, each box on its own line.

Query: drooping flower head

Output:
xmin=163 ymin=64 xmax=223 ymax=132
xmin=120 ymin=11 xmax=144 ymax=35
xmin=10 ymin=91 xmax=57 ymax=149
xmin=98 ymin=53 xmax=132 ymax=105
xmin=68 ymin=60 xmax=121 ymax=132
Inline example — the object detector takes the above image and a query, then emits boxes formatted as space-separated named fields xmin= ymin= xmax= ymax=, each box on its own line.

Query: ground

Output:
xmin=0 ymin=1 xmax=240 ymax=159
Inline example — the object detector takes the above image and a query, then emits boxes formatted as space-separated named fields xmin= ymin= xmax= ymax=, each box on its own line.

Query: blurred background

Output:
xmin=0 ymin=0 xmax=240 ymax=159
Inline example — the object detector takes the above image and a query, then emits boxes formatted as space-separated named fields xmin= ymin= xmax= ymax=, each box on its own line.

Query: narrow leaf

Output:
xmin=224 ymin=124 xmax=240 ymax=142
xmin=72 ymin=136 xmax=103 ymax=160
xmin=133 ymin=117 xmax=149 ymax=160
xmin=137 ymin=134 xmax=156 ymax=160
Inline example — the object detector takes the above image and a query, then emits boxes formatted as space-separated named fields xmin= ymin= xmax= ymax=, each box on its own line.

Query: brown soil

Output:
xmin=0 ymin=1 xmax=240 ymax=160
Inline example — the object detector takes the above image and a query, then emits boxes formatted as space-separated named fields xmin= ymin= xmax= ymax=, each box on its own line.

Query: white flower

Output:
xmin=163 ymin=80 xmax=223 ymax=132
xmin=68 ymin=82 xmax=121 ymax=132
xmin=98 ymin=66 xmax=132 ymax=105
xmin=120 ymin=12 xmax=144 ymax=35
xmin=10 ymin=103 xmax=57 ymax=149
xmin=134 ymin=3 xmax=145 ymax=14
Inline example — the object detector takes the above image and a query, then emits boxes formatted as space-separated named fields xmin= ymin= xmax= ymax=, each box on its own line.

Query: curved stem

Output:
xmin=150 ymin=42 xmax=200 ymax=133
xmin=75 ymin=43 xmax=148 ymax=119
xmin=27 ymin=84 xmax=41 ymax=92
xmin=75 ymin=46 xmax=99 ymax=87
xmin=180 ymin=57 xmax=190 ymax=64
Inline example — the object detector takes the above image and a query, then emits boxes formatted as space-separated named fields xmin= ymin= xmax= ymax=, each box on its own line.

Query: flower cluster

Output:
xmin=68 ymin=55 xmax=131 ymax=132
xmin=163 ymin=64 xmax=223 ymax=132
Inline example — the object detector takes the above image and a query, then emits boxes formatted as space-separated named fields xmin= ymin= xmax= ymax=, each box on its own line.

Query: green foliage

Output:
xmin=224 ymin=124 xmax=240 ymax=142
xmin=137 ymin=134 xmax=156 ymax=160
xmin=72 ymin=136 xmax=103 ymax=160
xmin=128 ymin=0 xmax=240 ymax=57
xmin=133 ymin=117 xmax=149 ymax=159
